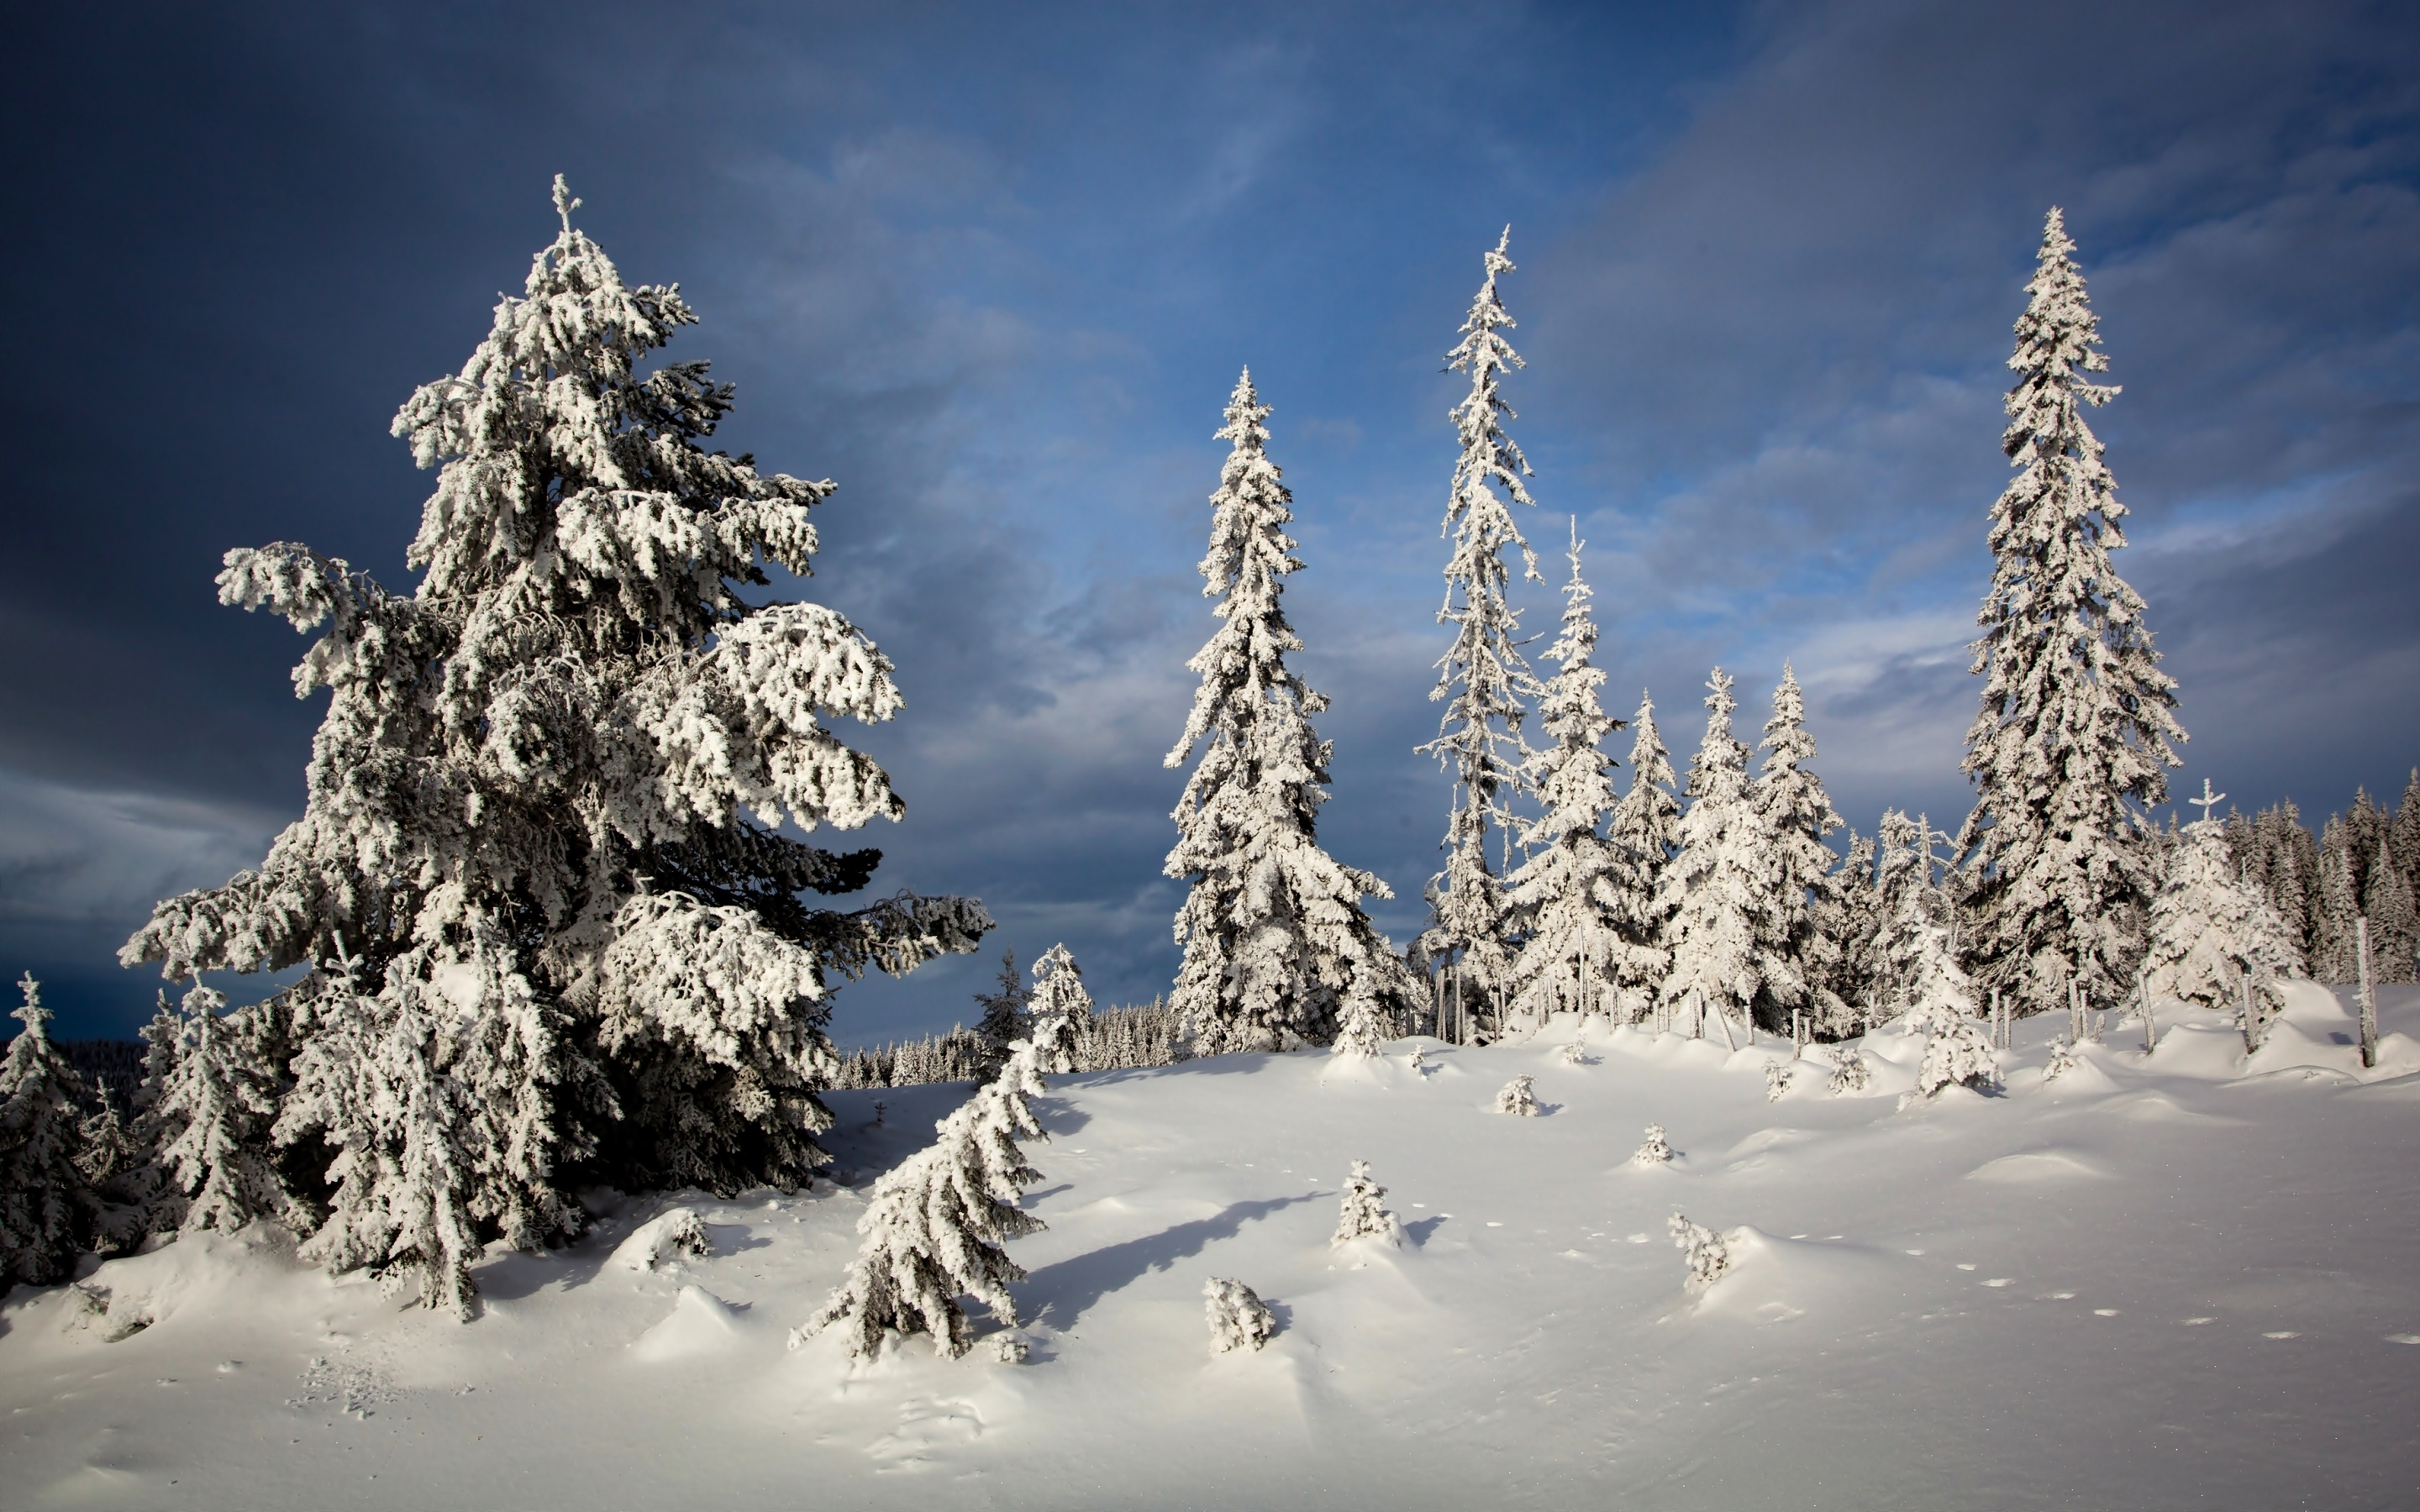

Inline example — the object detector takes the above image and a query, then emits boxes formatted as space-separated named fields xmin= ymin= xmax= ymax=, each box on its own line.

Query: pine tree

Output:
xmin=1751 ymin=666 xmax=1844 ymax=1031
xmin=2313 ymin=816 xmax=2362 ymax=984
xmin=1164 ymin=371 xmax=1415 ymax=1055
xmin=971 ymin=950 xmax=1031 ymax=1068
xmin=1028 ymin=944 xmax=1092 ymax=1074
xmin=0 ymin=975 xmax=103 ymax=1288
xmin=1957 ymin=208 xmax=2185 ymax=1014
xmin=806 ymin=1034 xmax=1049 ymax=1359
xmin=1656 ymin=670 xmax=1774 ymax=1035
xmin=2142 ymin=785 xmax=2306 ymax=1007
xmin=1504 ymin=528 xmax=1653 ymax=1023
xmin=115 ymin=180 xmax=990 ymax=1306
xmin=2395 ymin=770 xmax=2420 ymax=905
xmin=143 ymin=984 xmax=294 ymax=1236
xmin=1331 ymin=1159 xmax=1400 ymax=1246
xmin=1418 ymin=228 xmax=1544 ymax=1039
xmin=2367 ymin=834 xmax=2418 ymax=986
xmin=1811 ymin=829 xmax=1881 ymax=1034
xmin=1604 ymin=692 xmax=1681 ymax=1014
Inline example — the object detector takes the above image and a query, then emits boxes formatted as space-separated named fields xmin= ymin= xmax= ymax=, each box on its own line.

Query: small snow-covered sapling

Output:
xmin=1332 ymin=1160 xmax=1401 ymax=1247
xmin=1407 ymin=1047 xmax=1428 ymax=1077
xmin=1826 ymin=1043 xmax=1869 ymax=1095
xmin=1496 ymin=1074 xmax=1539 ymax=1116
xmin=1764 ymin=1061 xmax=1791 ymax=1101
xmin=1669 ymin=1212 xmax=1730 ymax=1293
xmin=1558 ymin=1040 xmax=1587 ymax=1066
xmin=1204 ymin=1277 xmax=1277 ymax=1354
xmin=1633 ymin=1124 xmax=1672 ymax=1165
xmin=2044 ymin=1036 xmax=2079 ymax=1081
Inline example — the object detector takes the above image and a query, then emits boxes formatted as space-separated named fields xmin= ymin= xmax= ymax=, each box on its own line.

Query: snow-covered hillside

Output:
xmin=6 ymin=985 xmax=2418 ymax=1510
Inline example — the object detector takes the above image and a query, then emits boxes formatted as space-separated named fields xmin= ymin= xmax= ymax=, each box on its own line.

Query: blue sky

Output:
xmin=4 ymin=0 xmax=2416 ymax=1042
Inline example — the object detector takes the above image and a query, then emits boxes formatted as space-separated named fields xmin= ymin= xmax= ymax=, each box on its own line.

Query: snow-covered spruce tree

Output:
xmin=1751 ymin=666 xmax=1845 ymax=1032
xmin=1496 ymin=1074 xmax=1539 ymax=1116
xmin=1656 ymin=671 xmax=1776 ymax=1037
xmin=2141 ymin=786 xmax=2306 ymax=1008
xmin=1633 ymin=1123 xmax=1672 ymax=1164
xmin=807 ymin=1033 xmax=1049 ymax=1360
xmin=1811 ymin=829 xmax=1882 ymax=1034
xmin=2368 ymin=834 xmax=2418 ymax=986
xmin=1505 ymin=528 xmax=1654 ymax=1023
xmin=1669 ymin=1212 xmax=1730 ymax=1292
xmin=1896 ymin=900 xmax=1996 ymax=1100
xmin=1164 ymin=371 xmax=1415 ymax=1055
xmin=1957 ymin=208 xmax=2184 ymax=1015
xmin=0 ymin=976 xmax=103 ymax=1288
xmin=1605 ymin=692 xmax=1681 ymax=1014
xmin=971 ymin=949 xmax=1031 ymax=1070
xmin=2395 ymin=769 xmax=2420 ymax=903
xmin=1331 ymin=1159 xmax=1400 ymax=1246
xmin=118 ymin=180 xmax=989 ymax=1310
xmin=1028 ymin=945 xmax=1092 ymax=1074
xmin=141 ymin=984 xmax=293 ymax=1236
xmin=1418 ymin=229 xmax=1544 ymax=1041
xmin=1204 ymin=1277 xmax=1278 ymax=1353
xmin=2312 ymin=817 xmax=2363 ymax=984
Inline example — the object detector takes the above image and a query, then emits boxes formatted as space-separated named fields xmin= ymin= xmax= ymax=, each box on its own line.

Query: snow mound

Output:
xmin=630 ymin=1285 xmax=745 ymax=1362
xmin=1965 ymin=1149 xmax=2109 ymax=1183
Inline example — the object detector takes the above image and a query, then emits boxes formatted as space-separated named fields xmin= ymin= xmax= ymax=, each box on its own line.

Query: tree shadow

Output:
xmin=1402 ymin=1215 xmax=1447 ymax=1247
xmin=1023 ymin=1193 xmax=1321 ymax=1326
xmin=1033 ymin=1099 xmax=1092 ymax=1137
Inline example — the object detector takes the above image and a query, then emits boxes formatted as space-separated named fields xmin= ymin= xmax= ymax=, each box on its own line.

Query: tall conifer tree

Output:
xmin=1751 ymin=666 xmax=1844 ymax=1030
xmin=118 ymin=180 xmax=989 ymax=1314
xmin=1164 ymin=373 xmax=1413 ymax=1054
xmin=1657 ymin=671 xmax=1775 ymax=1032
xmin=1957 ymin=208 xmax=2184 ymax=1012
xmin=1504 ymin=528 xmax=1655 ymax=1019
xmin=1605 ymin=692 xmax=1681 ymax=1013
xmin=1418 ymin=229 xmax=1543 ymax=1037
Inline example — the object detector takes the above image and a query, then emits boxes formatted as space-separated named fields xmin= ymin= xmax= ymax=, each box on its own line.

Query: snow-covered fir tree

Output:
xmin=1670 ymin=1212 xmax=1730 ymax=1292
xmin=1204 ymin=1277 xmax=1277 ymax=1353
xmin=971 ymin=949 xmax=1031 ymax=1072
xmin=1496 ymin=1074 xmax=1539 ymax=1116
xmin=1656 ymin=670 xmax=1776 ymax=1036
xmin=1418 ymin=228 xmax=1544 ymax=1039
xmin=1604 ymin=692 xmax=1681 ymax=1013
xmin=1028 ymin=945 xmax=1092 ymax=1074
xmin=0 ymin=976 xmax=103 ymax=1288
xmin=1633 ymin=1123 xmax=1672 ymax=1164
xmin=1504 ymin=528 xmax=1654 ymax=1022
xmin=807 ymin=1034 xmax=1050 ymax=1360
xmin=1895 ymin=900 xmax=1996 ymax=1100
xmin=143 ymin=984 xmax=293 ymax=1236
xmin=2367 ymin=833 xmax=2417 ymax=985
xmin=1826 ymin=1042 xmax=1870 ymax=1095
xmin=1750 ymin=666 xmax=1844 ymax=1032
xmin=1811 ymin=829 xmax=1882 ymax=1034
xmin=2395 ymin=770 xmax=2420 ymax=904
xmin=2142 ymin=784 xmax=2307 ymax=1008
xmin=2312 ymin=817 xmax=2363 ymax=984
xmin=116 ymin=180 xmax=989 ymax=1309
xmin=1957 ymin=208 xmax=2184 ymax=1014
xmin=1331 ymin=1159 xmax=1400 ymax=1246
xmin=1164 ymin=371 xmax=1415 ymax=1054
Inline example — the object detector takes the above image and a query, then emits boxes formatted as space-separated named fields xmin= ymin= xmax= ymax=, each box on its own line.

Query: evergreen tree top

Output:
xmin=1685 ymin=669 xmax=1750 ymax=802
xmin=10 ymin=973 xmax=48 ymax=1042
xmin=1441 ymin=226 xmax=1539 ymax=580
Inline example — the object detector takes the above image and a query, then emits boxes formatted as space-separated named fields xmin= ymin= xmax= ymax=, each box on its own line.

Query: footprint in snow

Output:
xmin=2386 ymin=1334 xmax=2420 ymax=1345
xmin=1981 ymin=1278 xmax=2012 ymax=1288
xmin=2262 ymin=1331 xmax=2300 ymax=1340
xmin=2184 ymin=1317 xmax=2215 ymax=1326
xmin=2093 ymin=1309 xmax=2120 ymax=1316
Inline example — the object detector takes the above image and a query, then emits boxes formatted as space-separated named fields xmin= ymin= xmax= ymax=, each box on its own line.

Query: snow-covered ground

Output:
xmin=6 ymin=984 xmax=2418 ymax=1510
